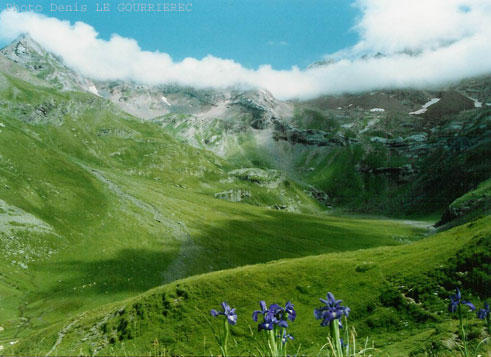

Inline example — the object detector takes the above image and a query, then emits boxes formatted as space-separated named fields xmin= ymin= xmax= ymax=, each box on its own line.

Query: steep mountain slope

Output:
xmin=0 ymin=53 xmax=431 ymax=352
xmin=6 ymin=216 xmax=489 ymax=356
xmin=293 ymin=99 xmax=490 ymax=215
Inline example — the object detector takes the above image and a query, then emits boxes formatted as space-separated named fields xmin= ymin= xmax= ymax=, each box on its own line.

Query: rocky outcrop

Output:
xmin=214 ymin=189 xmax=251 ymax=202
xmin=436 ymin=181 xmax=491 ymax=227
xmin=230 ymin=89 xmax=293 ymax=130
xmin=272 ymin=119 xmax=350 ymax=147
xmin=437 ymin=196 xmax=489 ymax=226
xmin=0 ymin=97 xmax=111 ymax=125
xmin=229 ymin=168 xmax=281 ymax=187
xmin=359 ymin=164 xmax=418 ymax=183
xmin=307 ymin=187 xmax=331 ymax=207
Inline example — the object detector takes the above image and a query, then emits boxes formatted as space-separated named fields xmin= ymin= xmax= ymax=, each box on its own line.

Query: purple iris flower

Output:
xmin=211 ymin=301 xmax=237 ymax=325
xmin=314 ymin=292 xmax=350 ymax=327
xmin=285 ymin=301 xmax=296 ymax=321
xmin=269 ymin=303 xmax=285 ymax=317
xmin=253 ymin=300 xmax=296 ymax=331
xmin=276 ymin=317 xmax=289 ymax=328
xmin=268 ymin=303 xmax=289 ymax=327
xmin=448 ymin=288 xmax=475 ymax=313
xmin=281 ymin=331 xmax=294 ymax=344
xmin=252 ymin=300 xmax=268 ymax=322
xmin=477 ymin=302 xmax=490 ymax=319
xmin=258 ymin=312 xmax=275 ymax=331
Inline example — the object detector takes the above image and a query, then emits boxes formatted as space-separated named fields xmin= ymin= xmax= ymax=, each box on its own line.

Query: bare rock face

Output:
xmin=230 ymin=89 xmax=293 ymax=129
xmin=214 ymin=189 xmax=251 ymax=202
xmin=358 ymin=164 xmax=418 ymax=184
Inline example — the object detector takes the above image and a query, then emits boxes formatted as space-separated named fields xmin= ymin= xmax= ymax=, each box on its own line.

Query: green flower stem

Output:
xmin=458 ymin=304 xmax=468 ymax=357
xmin=343 ymin=316 xmax=349 ymax=356
xmin=330 ymin=321 xmax=342 ymax=357
xmin=268 ymin=328 xmax=278 ymax=357
xmin=281 ymin=328 xmax=287 ymax=357
xmin=223 ymin=319 xmax=229 ymax=357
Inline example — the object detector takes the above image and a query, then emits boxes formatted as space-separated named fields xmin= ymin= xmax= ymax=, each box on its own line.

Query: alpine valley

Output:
xmin=0 ymin=35 xmax=489 ymax=356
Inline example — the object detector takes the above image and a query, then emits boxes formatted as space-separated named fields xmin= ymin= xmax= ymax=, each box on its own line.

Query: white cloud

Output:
xmin=351 ymin=0 xmax=491 ymax=54
xmin=0 ymin=2 xmax=490 ymax=100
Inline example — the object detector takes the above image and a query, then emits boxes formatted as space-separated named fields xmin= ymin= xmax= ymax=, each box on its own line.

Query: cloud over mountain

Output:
xmin=0 ymin=1 xmax=490 ymax=100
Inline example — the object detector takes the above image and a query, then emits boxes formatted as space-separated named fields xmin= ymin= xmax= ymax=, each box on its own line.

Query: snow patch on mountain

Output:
xmin=161 ymin=96 xmax=171 ymax=106
xmin=88 ymin=85 xmax=100 ymax=97
xmin=467 ymin=97 xmax=482 ymax=108
xmin=409 ymin=98 xmax=441 ymax=115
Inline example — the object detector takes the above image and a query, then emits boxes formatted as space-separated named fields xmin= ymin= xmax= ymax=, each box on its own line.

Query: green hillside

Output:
xmin=437 ymin=178 xmax=491 ymax=229
xmin=5 ymin=217 xmax=489 ymax=356
xmin=0 ymin=60 xmax=437 ymax=354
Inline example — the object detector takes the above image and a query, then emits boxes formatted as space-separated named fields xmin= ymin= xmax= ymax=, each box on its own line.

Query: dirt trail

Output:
xmin=77 ymin=163 xmax=201 ymax=284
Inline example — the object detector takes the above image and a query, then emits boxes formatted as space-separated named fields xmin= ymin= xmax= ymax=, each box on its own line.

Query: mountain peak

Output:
xmin=2 ymin=33 xmax=47 ymax=60
xmin=14 ymin=33 xmax=37 ymax=44
xmin=1 ymin=34 xmax=97 ymax=93
xmin=307 ymin=58 xmax=337 ymax=69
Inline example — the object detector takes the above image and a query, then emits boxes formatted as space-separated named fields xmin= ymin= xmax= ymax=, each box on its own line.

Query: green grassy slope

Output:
xmin=437 ymin=178 xmax=491 ymax=228
xmin=7 ymin=216 xmax=488 ymax=356
xmin=0 ymin=63 xmax=430 ymax=352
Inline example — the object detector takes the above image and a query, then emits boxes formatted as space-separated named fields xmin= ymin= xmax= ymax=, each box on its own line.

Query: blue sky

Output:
xmin=0 ymin=0 xmax=359 ymax=69
xmin=1 ymin=1 xmax=489 ymax=99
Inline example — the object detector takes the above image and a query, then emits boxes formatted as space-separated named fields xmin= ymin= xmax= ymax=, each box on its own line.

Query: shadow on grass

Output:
xmin=177 ymin=209 xmax=417 ymax=278
xmin=31 ymin=209 xmax=417 ymax=304
xmin=33 ymin=248 xmax=176 ymax=298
